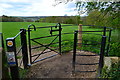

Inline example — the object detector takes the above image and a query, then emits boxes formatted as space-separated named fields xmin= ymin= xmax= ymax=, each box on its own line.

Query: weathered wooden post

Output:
xmin=78 ymin=24 xmax=82 ymax=48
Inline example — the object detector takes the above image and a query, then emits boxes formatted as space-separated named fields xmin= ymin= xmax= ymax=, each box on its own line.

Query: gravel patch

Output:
xmin=26 ymin=50 xmax=100 ymax=78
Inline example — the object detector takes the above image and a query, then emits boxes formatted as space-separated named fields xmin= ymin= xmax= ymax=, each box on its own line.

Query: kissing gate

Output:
xmin=28 ymin=23 xmax=62 ymax=64
xmin=4 ymin=23 xmax=112 ymax=79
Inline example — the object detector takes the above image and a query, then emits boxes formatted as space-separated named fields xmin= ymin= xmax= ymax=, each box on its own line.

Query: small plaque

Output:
xmin=6 ymin=52 xmax=16 ymax=66
xmin=7 ymin=41 xmax=13 ymax=47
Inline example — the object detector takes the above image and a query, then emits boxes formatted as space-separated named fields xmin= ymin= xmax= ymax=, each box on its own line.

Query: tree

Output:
xmin=54 ymin=0 xmax=120 ymax=28
xmin=54 ymin=0 xmax=120 ymax=17
xmin=83 ymin=10 xmax=111 ymax=27
xmin=76 ymin=1 xmax=120 ymax=28
xmin=1 ymin=15 xmax=24 ymax=22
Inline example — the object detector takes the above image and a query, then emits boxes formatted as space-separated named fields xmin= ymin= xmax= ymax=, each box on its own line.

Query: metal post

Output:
xmin=20 ymin=29 xmax=28 ymax=69
xmin=106 ymin=29 xmax=112 ymax=56
xmin=50 ymin=27 xmax=52 ymax=36
xmin=72 ymin=31 xmax=78 ymax=73
xmin=28 ymin=28 xmax=32 ymax=64
xmin=58 ymin=23 xmax=62 ymax=55
xmin=103 ymin=27 xmax=106 ymax=36
xmin=99 ymin=36 xmax=106 ymax=75
xmin=6 ymin=38 xmax=19 ymax=79
xmin=28 ymin=24 xmax=36 ymax=65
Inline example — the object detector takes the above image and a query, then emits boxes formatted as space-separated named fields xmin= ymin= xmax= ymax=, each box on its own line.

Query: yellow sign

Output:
xmin=7 ymin=41 xmax=13 ymax=47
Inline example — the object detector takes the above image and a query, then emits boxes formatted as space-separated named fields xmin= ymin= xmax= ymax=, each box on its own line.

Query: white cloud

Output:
xmin=1 ymin=3 xmax=13 ymax=8
xmin=0 ymin=3 xmax=13 ymax=15
xmin=75 ymin=0 xmax=119 ymax=2
xmin=0 ymin=0 xmax=80 ymax=16
xmin=0 ymin=0 xmax=35 ymax=3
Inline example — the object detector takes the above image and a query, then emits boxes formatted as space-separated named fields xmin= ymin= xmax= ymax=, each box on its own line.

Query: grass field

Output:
xmin=1 ymin=22 xmax=103 ymax=46
xmin=1 ymin=22 xmax=103 ymax=40
xmin=1 ymin=22 xmax=119 ymax=56
xmin=0 ymin=34 xmax=2 ymax=47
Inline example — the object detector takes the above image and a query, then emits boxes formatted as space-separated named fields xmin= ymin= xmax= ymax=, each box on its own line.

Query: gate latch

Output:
xmin=50 ymin=27 xmax=62 ymax=36
xmin=50 ymin=23 xmax=62 ymax=36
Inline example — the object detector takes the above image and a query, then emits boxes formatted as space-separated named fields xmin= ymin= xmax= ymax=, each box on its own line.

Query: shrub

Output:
xmin=101 ymin=61 xmax=120 ymax=79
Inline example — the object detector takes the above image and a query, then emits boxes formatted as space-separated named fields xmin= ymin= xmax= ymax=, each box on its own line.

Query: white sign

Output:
xmin=6 ymin=52 xmax=16 ymax=66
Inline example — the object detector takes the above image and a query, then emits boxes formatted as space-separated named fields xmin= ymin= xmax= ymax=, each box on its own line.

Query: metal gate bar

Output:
xmin=31 ymin=39 xmax=71 ymax=50
xmin=28 ymin=24 xmax=36 ymax=64
xmin=29 ymin=25 xmax=59 ymax=29
xmin=31 ymin=50 xmax=55 ymax=57
xmin=28 ymin=23 xmax=62 ymax=64
xmin=33 ymin=54 xmax=58 ymax=63
xmin=30 ymin=34 xmax=59 ymax=40
xmin=72 ymin=26 xmax=112 ymax=75
xmin=31 ymin=36 xmax=59 ymax=63
xmin=106 ymin=29 xmax=112 ymax=56
xmin=31 ymin=42 xmax=59 ymax=49
xmin=31 ymin=40 xmax=59 ymax=53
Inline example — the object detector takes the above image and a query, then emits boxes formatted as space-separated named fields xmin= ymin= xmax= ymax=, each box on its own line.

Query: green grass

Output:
xmin=0 ymin=34 xmax=2 ymax=47
xmin=1 ymin=22 xmax=104 ymax=40
xmin=101 ymin=61 xmax=120 ymax=79
xmin=1 ymin=22 xmax=119 ymax=56
xmin=2 ymin=22 xmax=55 ymax=39
xmin=1 ymin=22 xmax=58 ymax=47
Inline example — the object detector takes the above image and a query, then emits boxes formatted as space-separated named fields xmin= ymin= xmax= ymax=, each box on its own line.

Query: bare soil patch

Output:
xmin=26 ymin=50 xmax=100 ymax=78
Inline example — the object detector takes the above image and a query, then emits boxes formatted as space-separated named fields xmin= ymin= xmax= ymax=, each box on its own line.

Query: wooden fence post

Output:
xmin=78 ymin=24 xmax=82 ymax=48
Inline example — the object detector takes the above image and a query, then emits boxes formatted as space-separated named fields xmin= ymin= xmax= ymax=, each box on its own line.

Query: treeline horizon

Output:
xmin=1 ymin=15 xmax=82 ymax=25
xmin=1 ymin=10 xmax=119 ymax=29
xmin=0 ymin=15 xmax=33 ymax=22
xmin=36 ymin=16 xmax=81 ymax=24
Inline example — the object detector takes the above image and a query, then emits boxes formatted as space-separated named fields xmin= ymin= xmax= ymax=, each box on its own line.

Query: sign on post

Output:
xmin=6 ymin=38 xmax=19 ymax=79
xmin=7 ymin=41 xmax=13 ymax=47
xmin=6 ymin=52 xmax=16 ymax=66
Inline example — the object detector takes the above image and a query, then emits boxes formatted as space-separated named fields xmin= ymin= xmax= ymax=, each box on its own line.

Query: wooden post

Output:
xmin=78 ymin=24 xmax=82 ymax=48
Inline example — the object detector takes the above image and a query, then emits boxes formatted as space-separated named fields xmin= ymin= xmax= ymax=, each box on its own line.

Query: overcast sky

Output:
xmin=0 ymin=0 xmax=86 ymax=16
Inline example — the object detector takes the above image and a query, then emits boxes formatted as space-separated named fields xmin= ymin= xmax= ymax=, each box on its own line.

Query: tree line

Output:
xmin=0 ymin=15 xmax=33 ymax=22
xmin=37 ymin=16 xmax=82 ymax=24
